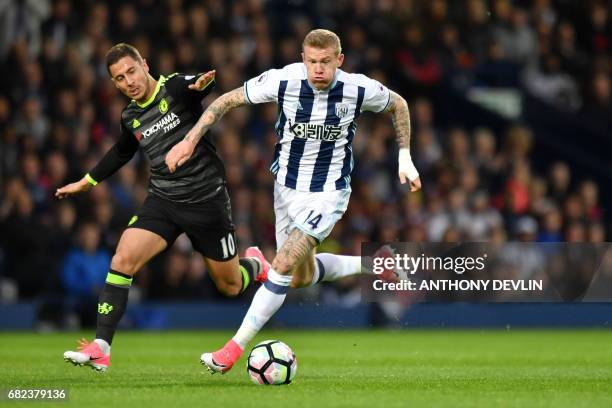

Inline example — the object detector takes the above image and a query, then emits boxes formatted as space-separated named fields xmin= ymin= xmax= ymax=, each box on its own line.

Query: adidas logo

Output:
xmin=132 ymin=119 xmax=140 ymax=128
xmin=297 ymin=101 xmax=303 ymax=110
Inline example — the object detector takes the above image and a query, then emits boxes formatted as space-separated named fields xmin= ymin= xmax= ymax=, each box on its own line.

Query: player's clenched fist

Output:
xmin=55 ymin=178 xmax=92 ymax=199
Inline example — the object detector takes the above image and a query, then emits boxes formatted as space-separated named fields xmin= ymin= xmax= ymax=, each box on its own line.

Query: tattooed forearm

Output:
xmin=183 ymin=87 xmax=248 ymax=144
xmin=385 ymin=91 xmax=411 ymax=150
xmin=272 ymin=229 xmax=317 ymax=275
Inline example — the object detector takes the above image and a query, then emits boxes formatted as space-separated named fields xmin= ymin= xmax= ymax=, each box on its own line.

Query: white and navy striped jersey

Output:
xmin=243 ymin=63 xmax=391 ymax=192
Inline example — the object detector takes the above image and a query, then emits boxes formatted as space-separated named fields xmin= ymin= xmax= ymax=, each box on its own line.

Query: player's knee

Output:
xmin=216 ymin=279 xmax=242 ymax=297
xmin=110 ymin=252 xmax=138 ymax=275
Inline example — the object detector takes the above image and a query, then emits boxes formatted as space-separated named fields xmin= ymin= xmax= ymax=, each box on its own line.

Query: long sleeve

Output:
xmin=87 ymin=123 xmax=139 ymax=184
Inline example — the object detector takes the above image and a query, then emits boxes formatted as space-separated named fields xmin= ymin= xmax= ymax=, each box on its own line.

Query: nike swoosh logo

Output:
xmin=211 ymin=358 xmax=227 ymax=368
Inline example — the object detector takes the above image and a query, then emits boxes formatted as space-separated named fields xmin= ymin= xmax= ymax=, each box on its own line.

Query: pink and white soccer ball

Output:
xmin=247 ymin=340 xmax=297 ymax=385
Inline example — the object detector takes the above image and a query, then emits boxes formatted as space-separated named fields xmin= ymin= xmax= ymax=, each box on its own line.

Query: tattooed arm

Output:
xmin=165 ymin=87 xmax=248 ymax=172
xmin=184 ymin=87 xmax=247 ymax=145
xmin=384 ymin=91 xmax=422 ymax=191
xmin=385 ymin=91 xmax=411 ymax=150
xmin=271 ymin=229 xmax=318 ymax=275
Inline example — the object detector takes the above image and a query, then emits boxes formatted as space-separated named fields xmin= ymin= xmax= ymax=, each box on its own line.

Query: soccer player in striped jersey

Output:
xmin=166 ymin=29 xmax=421 ymax=373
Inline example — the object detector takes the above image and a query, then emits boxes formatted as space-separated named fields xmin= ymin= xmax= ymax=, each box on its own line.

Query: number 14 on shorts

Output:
xmin=304 ymin=210 xmax=322 ymax=229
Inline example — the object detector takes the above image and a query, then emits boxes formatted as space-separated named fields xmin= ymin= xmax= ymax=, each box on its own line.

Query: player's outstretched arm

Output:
xmin=384 ymin=90 xmax=421 ymax=192
xmin=165 ymin=87 xmax=248 ymax=173
xmin=56 ymin=129 xmax=139 ymax=199
xmin=55 ymin=177 xmax=92 ymax=199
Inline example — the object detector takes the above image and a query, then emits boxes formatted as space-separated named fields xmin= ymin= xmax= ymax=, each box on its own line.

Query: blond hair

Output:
xmin=303 ymin=29 xmax=342 ymax=55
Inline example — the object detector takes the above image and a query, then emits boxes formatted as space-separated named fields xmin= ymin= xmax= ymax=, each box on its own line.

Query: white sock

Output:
xmin=311 ymin=254 xmax=362 ymax=285
xmin=232 ymin=269 xmax=292 ymax=349
xmin=94 ymin=339 xmax=111 ymax=355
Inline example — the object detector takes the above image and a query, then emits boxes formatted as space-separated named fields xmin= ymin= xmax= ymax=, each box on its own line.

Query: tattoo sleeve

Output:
xmin=384 ymin=91 xmax=411 ymax=150
xmin=183 ymin=87 xmax=248 ymax=144
xmin=271 ymin=229 xmax=318 ymax=275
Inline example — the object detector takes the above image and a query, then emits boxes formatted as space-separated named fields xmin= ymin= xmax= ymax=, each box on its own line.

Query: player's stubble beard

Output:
xmin=311 ymin=73 xmax=333 ymax=91
xmin=310 ymin=65 xmax=339 ymax=91
xmin=138 ymin=74 xmax=153 ymax=103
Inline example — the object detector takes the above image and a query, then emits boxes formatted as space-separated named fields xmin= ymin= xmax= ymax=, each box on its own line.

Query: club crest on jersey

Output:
xmin=159 ymin=98 xmax=168 ymax=114
xmin=335 ymin=103 xmax=348 ymax=118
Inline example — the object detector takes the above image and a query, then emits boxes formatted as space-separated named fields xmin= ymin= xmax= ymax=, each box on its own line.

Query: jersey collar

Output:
xmin=135 ymin=75 xmax=165 ymax=108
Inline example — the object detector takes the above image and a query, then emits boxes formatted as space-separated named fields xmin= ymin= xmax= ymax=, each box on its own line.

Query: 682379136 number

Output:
xmin=4 ymin=389 xmax=68 ymax=400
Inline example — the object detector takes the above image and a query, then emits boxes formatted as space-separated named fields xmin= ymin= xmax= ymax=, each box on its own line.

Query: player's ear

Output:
xmin=141 ymin=58 xmax=149 ymax=73
xmin=337 ymin=53 xmax=344 ymax=67
xmin=301 ymin=52 xmax=305 ymax=63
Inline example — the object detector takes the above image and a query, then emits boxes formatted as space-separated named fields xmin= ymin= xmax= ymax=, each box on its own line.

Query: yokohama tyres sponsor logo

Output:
xmin=142 ymin=112 xmax=180 ymax=139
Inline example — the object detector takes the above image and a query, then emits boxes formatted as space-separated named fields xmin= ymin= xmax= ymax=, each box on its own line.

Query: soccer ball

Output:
xmin=247 ymin=340 xmax=297 ymax=385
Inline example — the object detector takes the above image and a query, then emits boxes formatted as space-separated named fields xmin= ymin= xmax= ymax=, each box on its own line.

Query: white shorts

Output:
xmin=273 ymin=181 xmax=351 ymax=249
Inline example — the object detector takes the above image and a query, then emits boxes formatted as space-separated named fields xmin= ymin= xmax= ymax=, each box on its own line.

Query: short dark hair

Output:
xmin=105 ymin=43 xmax=142 ymax=75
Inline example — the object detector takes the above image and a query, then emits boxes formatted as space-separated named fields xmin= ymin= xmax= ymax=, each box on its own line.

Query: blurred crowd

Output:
xmin=0 ymin=0 xmax=609 ymax=315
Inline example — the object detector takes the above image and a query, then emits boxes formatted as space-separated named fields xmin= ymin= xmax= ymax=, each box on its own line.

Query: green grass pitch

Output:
xmin=1 ymin=329 xmax=611 ymax=407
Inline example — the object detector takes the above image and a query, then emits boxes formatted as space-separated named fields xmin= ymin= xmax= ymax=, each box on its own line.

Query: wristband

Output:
xmin=85 ymin=173 xmax=98 ymax=186
xmin=398 ymin=148 xmax=419 ymax=181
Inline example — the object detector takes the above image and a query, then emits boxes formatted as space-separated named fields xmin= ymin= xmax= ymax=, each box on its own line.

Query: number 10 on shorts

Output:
xmin=220 ymin=233 xmax=236 ymax=258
